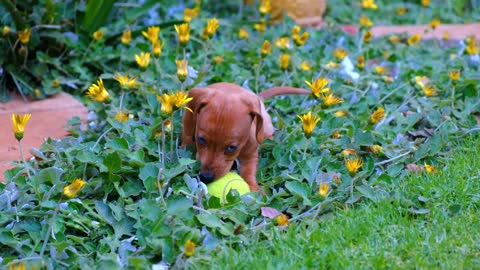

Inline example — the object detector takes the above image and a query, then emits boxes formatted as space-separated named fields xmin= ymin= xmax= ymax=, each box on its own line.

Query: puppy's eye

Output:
xmin=225 ymin=145 xmax=237 ymax=154
xmin=197 ymin=136 xmax=207 ymax=146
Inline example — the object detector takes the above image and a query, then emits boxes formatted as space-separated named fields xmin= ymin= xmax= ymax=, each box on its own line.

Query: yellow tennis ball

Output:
xmin=207 ymin=172 xmax=250 ymax=203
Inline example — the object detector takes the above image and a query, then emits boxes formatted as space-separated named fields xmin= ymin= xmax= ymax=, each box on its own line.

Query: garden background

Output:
xmin=1 ymin=0 xmax=480 ymax=269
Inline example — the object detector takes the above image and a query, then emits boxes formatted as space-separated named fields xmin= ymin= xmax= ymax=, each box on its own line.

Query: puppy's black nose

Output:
xmin=199 ymin=172 xmax=215 ymax=184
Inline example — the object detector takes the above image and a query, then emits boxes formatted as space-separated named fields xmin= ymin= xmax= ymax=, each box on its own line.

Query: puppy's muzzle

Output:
xmin=199 ymin=171 xmax=215 ymax=184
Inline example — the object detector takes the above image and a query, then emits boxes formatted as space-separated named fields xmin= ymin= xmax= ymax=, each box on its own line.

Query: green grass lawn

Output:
xmin=191 ymin=135 xmax=480 ymax=269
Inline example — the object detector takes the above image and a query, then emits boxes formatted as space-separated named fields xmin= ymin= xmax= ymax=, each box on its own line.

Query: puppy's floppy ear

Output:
xmin=181 ymin=87 xmax=211 ymax=146
xmin=249 ymin=97 xmax=274 ymax=144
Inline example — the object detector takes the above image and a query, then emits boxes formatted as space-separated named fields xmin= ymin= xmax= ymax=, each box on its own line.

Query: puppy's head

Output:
xmin=182 ymin=86 xmax=273 ymax=183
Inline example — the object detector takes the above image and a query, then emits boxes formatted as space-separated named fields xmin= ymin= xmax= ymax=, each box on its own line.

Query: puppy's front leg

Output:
xmin=238 ymin=151 xmax=261 ymax=191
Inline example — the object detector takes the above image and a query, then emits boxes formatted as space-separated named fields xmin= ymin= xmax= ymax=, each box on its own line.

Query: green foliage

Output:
xmin=1 ymin=0 xmax=480 ymax=268
xmin=196 ymin=135 xmax=480 ymax=269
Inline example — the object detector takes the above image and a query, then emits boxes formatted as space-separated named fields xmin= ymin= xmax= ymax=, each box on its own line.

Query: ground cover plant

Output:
xmin=1 ymin=0 xmax=480 ymax=269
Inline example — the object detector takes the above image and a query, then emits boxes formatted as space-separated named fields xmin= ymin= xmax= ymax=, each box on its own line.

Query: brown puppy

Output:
xmin=182 ymin=82 xmax=309 ymax=191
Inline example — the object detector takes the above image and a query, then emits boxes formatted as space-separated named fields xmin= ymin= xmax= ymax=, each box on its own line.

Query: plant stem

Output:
xmin=156 ymin=142 xmax=167 ymax=207
xmin=451 ymin=85 xmax=456 ymax=111
xmin=18 ymin=140 xmax=30 ymax=178
xmin=39 ymin=197 xmax=63 ymax=257
xmin=0 ymin=0 xmax=25 ymax=29
xmin=91 ymin=127 xmax=113 ymax=151
xmin=254 ymin=57 xmax=263 ymax=93
xmin=170 ymin=114 xmax=174 ymax=160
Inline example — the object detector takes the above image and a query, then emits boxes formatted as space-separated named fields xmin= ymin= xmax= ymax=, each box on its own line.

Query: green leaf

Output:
xmin=196 ymin=213 xmax=234 ymax=236
xmin=82 ymin=0 xmax=115 ymax=33
xmin=104 ymin=152 xmax=122 ymax=173
xmin=106 ymin=138 xmax=130 ymax=152
xmin=34 ymin=167 xmax=64 ymax=185
xmin=166 ymin=195 xmax=193 ymax=219
xmin=285 ymin=181 xmax=312 ymax=206
xmin=353 ymin=129 xmax=374 ymax=145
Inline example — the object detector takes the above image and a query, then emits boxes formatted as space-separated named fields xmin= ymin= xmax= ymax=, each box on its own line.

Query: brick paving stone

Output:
xmin=0 ymin=93 xmax=88 ymax=181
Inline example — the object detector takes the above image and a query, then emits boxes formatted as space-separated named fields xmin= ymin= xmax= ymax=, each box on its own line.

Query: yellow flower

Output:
xmin=334 ymin=110 xmax=347 ymax=117
xmin=8 ymin=261 xmax=26 ymax=270
xmin=152 ymin=39 xmax=163 ymax=56
xmin=424 ymin=163 xmax=436 ymax=174
xmin=415 ymin=76 xmax=429 ymax=89
xmin=184 ymin=240 xmax=196 ymax=257
xmin=176 ymin=59 xmax=189 ymax=82
xmin=63 ymin=178 xmax=87 ymax=199
xmin=300 ymin=61 xmax=311 ymax=71
xmin=407 ymin=34 xmax=421 ymax=46
xmin=363 ymin=30 xmax=373 ymax=43
xmin=325 ymin=61 xmax=340 ymax=69
xmin=213 ymin=56 xmax=223 ymax=64
xmin=319 ymin=183 xmax=329 ymax=197
xmin=12 ymin=113 xmax=31 ymax=141
xmin=292 ymin=26 xmax=301 ymax=36
xmin=157 ymin=93 xmax=175 ymax=115
xmin=202 ymin=18 xmax=219 ymax=40
xmin=442 ymin=32 xmax=449 ymax=40
xmin=86 ymin=78 xmax=110 ymax=102
xmin=259 ymin=0 xmax=271 ymax=14
xmin=449 ymin=70 xmax=460 ymax=81
xmin=429 ymin=18 xmax=440 ymax=30
xmin=346 ymin=156 xmax=364 ymax=175
xmin=254 ymin=19 xmax=266 ymax=33
xmin=333 ymin=48 xmax=348 ymax=60
xmin=383 ymin=76 xmax=394 ymax=83
xmin=323 ymin=93 xmax=343 ymax=106
xmin=361 ymin=0 xmax=378 ymax=10
xmin=238 ymin=28 xmax=249 ymax=39
xmin=121 ymin=29 xmax=131 ymax=45
xmin=369 ymin=145 xmax=383 ymax=155
xmin=370 ymin=107 xmax=385 ymax=124
xmin=279 ymin=54 xmax=290 ymax=70
xmin=396 ymin=7 xmax=407 ymax=15
xmin=142 ymin=26 xmax=160 ymax=43
xmin=298 ymin=111 xmax=320 ymax=139
xmin=173 ymin=91 xmax=193 ymax=111
xmin=466 ymin=36 xmax=479 ymax=55
xmin=423 ymin=84 xmax=436 ymax=97
xmin=184 ymin=8 xmax=199 ymax=22
xmin=115 ymin=111 xmax=129 ymax=122
xmin=52 ymin=79 xmax=60 ymax=88
xmin=174 ymin=23 xmax=190 ymax=46
xmin=18 ymin=28 xmax=31 ymax=44
xmin=375 ymin=66 xmax=385 ymax=75
xmin=92 ymin=29 xmax=103 ymax=41
xmin=277 ymin=213 xmax=289 ymax=227
xmin=34 ymin=89 xmax=41 ymax=97
xmin=114 ymin=72 xmax=139 ymax=88
xmin=135 ymin=52 xmax=151 ymax=68
xmin=342 ymin=148 xmax=358 ymax=158
xmin=359 ymin=15 xmax=373 ymax=27
xmin=2 ymin=26 xmax=10 ymax=36
xmin=275 ymin=37 xmax=292 ymax=50
xmin=357 ymin=55 xmax=365 ymax=69
xmin=261 ymin=40 xmax=272 ymax=56
xmin=305 ymin=78 xmax=330 ymax=98
xmin=389 ymin=35 xmax=400 ymax=44
xmin=421 ymin=0 xmax=429 ymax=7
xmin=294 ymin=32 xmax=309 ymax=46
xmin=331 ymin=130 xmax=341 ymax=138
